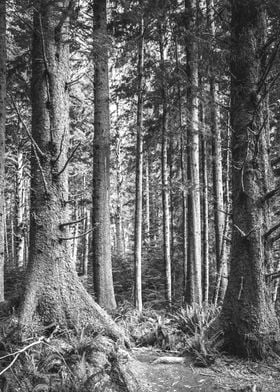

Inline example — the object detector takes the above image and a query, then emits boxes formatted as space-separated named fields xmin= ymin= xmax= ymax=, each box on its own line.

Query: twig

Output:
xmin=0 ymin=337 xmax=44 ymax=376
xmin=262 ymin=186 xmax=280 ymax=202
xmin=264 ymin=222 xmax=280 ymax=239
xmin=33 ymin=145 xmax=49 ymax=195
xmin=238 ymin=276 xmax=244 ymax=300
xmin=59 ymin=216 xmax=86 ymax=228
xmin=55 ymin=142 xmax=81 ymax=177
xmin=10 ymin=96 xmax=45 ymax=157
xmin=59 ymin=227 xmax=94 ymax=241
xmin=271 ymin=232 xmax=280 ymax=244
xmin=52 ymin=127 xmax=66 ymax=166
xmin=266 ymin=270 xmax=280 ymax=279
xmin=233 ymin=224 xmax=246 ymax=237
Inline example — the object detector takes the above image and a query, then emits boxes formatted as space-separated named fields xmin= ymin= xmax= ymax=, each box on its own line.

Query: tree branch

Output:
xmin=59 ymin=227 xmax=94 ymax=241
xmin=0 ymin=337 xmax=44 ymax=376
xmin=271 ymin=156 xmax=280 ymax=166
xmin=10 ymin=96 xmax=46 ymax=157
xmin=264 ymin=222 xmax=280 ymax=239
xmin=265 ymin=271 xmax=280 ymax=280
xmin=261 ymin=186 xmax=280 ymax=202
xmin=52 ymin=127 xmax=66 ymax=166
xmin=59 ymin=216 xmax=86 ymax=229
xmin=55 ymin=142 xmax=81 ymax=177
xmin=271 ymin=232 xmax=280 ymax=244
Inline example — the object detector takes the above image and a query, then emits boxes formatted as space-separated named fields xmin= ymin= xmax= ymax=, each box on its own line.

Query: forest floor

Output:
xmin=130 ymin=347 xmax=280 ymax=392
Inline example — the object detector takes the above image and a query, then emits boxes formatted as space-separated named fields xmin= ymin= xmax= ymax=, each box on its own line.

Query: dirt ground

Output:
xmin=130 ymin=348 xmax=280 ymax=392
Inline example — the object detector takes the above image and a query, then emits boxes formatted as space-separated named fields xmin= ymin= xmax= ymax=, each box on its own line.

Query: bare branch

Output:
xmin=264 ymin=222 xmax=280 ymax=240
xmin=59 ymin=216 xmax=86 ymax=228
xmin=261 ymin=186 xmax=280 ymax=202
xmin=10 ymin=96 xmax=45 ymax=157
xmin=0 ymin=337 xmax=44 ymax=376
xmin=59 ymin=227 xmax=94 ymax=241
xmin=33 ymin=146 xmax=49 ymax=195
xmin=271 ymin=156 xmax=280 ymax=166
xmin=271 ymin=233 xmax=280 ymax=244
xmin=266 ymin=271 xmax=280 ymax=280
xmin=52 ymin=127 xmax=66 ymax=166
xmin=233 ymin=224 xmax=256 ymax=238
xmin=55 ymin=142 xmax=81 ymax=177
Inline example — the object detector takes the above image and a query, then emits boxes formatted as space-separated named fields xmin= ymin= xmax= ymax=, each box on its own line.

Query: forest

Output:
xmin=1 ymin=0 xmax=280 ymax=391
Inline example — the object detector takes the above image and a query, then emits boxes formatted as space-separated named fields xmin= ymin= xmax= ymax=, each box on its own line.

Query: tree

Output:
xmin=134 ymin=4 xmax=144 ymax=313
xmin=92 ymin=0 xmax=116 ymax=310
xmin=206 ymin=0 xmax=227 ymax=300
xmin=221 ymin=0 xmax=279 ymax=358
xmin=0 ymin=0 xmax=6 ymax=302
xmin=159 ymin=22 xmax=172 ymax=306
xmin=19 ymin=0 xmax=119 ymax=337
xmin=185 ymin=0 xmax=202 ymax=305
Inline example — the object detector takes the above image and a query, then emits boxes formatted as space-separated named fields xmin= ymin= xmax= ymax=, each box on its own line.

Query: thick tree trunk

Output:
xmin=221 ymin=0 xmax=279 ymax=358
xmin=134 ymin=11 xmax=144 ymax=313
xmin=0 ymin=0 xmax=6 ymax=302
xmin=159 ymin=27 xmax=172 ymax=306
xmin=185 ymin=0 xmax=202 ymax=305
xmin=92 ymin=0 xmax=116 ymax=310
xmin=19 ymin=0 xmax=120 ymax=341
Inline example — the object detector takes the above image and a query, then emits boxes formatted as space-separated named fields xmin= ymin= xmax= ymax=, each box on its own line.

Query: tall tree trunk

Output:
xmin=145 ymin=154 xmax=150 ymax=243
xmin=19 ymin=0 xmax=120 ymax=340
xmin=15 ymin=148 xmax=25 ymax=268
xmin=159 ymin=27 xmax=172 ymax=306
xmin=92 ymin=0 xmax=116 ymax=310
xmin=206 ymin=0 xmax=227 ymax=300
xmin=115 ymin=132 xmax=124 ymax=258
xmin=221 ymin=0 xmax=279 ymax=358
xmin=72 ymin=200 xmax=79 ymax=268
xmin=0 ymin=0 xmax=6 ymax=302
xmin=134 ymin=10 xmax=144 ymax=313
xmin=175 ymin=39 xmax=188 ymax=303
xmin=185 ymin=0 xmax=202 ymax=305
xmin=201 ymin=109 xmax=209 ymax=304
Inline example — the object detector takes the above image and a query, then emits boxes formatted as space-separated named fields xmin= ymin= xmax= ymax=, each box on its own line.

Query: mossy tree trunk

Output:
xmin=221 ymin=0 xmax=279 ymax=359
xmin=0 ymin=0 xmax=6 ymax=303
xmin=19 ymin=0 xmax=119 ymax=340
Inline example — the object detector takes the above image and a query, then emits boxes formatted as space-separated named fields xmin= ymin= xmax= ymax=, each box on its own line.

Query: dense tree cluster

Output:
xmin=0 ymin=0 xmax=280 ymax=372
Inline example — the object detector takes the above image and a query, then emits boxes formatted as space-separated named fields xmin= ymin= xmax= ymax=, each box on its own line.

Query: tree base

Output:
xmin=1 ymin=323 xmax=144 ymax=392
xmin=223 ymin=328 xmax=280 ymax=359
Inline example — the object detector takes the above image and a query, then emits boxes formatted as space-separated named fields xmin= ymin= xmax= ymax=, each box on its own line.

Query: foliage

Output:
xmin=172 ymin=304 xmax=223 ymax=366
xmin=114 ymin=302 xmax=223 ymax=361
xmin=0 ymin=326 xmax=138 ymax=392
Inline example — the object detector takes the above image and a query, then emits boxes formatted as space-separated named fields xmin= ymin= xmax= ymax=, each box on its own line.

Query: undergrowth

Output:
xmin=114 ymin=301 xmax=223 ymax=365
xmin=0 ymin=302 xmax=223 ymax=390
xmin=0 ymin=324 xmax=138 ymax=392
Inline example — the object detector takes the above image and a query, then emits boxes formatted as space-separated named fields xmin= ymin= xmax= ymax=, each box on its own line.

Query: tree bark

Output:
xmin=206 ymin=0 xmax=227 ymax=300
xmin=19 ymin=0 xmax=120 ymax=341
xmin=15 ymin=148 xmax=26 ymax=268
xmin=134 ymin=9 xmax=144 ymax=313
xmin=201 ymin=109 xmax=209 ymax=304
xmin=159 ymin=26 xmax=172 ymax=306
xmin=92 ymin=0 xmax=116 ymax=310
xmin=185 ymin=0 xmax=202 ymax=305
xmin=0 ymin=0 xmax=6 ymax=302
xmin=221 ymin=0 xmax=279 ymax=358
